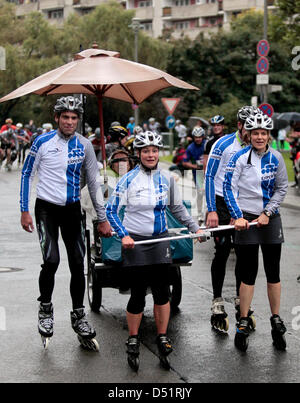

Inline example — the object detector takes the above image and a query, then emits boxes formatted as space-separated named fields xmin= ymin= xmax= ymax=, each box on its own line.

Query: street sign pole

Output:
xmin=165 ymin=115 xmax=176 ymax=154
xmin=162 ymin=99 xmax=181 ymax=154
xmin=256 ymin=39 xmax=270 ymax=104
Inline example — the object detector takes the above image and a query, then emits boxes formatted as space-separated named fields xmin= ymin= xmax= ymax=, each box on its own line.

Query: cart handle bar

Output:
xmin=124 ymin=222 xmax=259 ymax=246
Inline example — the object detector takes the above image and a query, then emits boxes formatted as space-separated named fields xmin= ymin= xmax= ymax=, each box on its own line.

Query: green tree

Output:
xmin=194 ymin=94 xmax=242 ymax=133
xmin=275 ymin=0 xmax=300 ymax=47
xmin=61 ymin=2 xmax=172 ymax=131
xmin=165 ymin=9 xmax=300 ymax=122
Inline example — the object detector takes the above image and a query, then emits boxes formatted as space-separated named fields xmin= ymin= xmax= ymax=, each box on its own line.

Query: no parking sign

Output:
xmin=257 ymin=40 xmax=270 ymax=57
xmin=259 ymin=103 xmax=274 ymax=117
xmin=257 ymin=57 xmax=269 ymax=74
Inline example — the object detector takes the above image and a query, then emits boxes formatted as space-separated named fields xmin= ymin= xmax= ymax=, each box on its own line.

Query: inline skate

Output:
xmin=234 ymin=297 xmax=256 ymax=331
xmin=70 ymin=308 xmax=99 ymax=352
xmin=126 ymin=335 xmax=140 ymax=372
xmin=156 ymin=334 xmax=173 ymax=370
xmin=211 ymin=297 xmax=229 ymax=332
xmin=270 ymin=315 xmax=287 ymax=351
xmin=234 ymin=317 xmax=250 ymax=352
xmin=38 ymin=302 xmax=54 ymax=349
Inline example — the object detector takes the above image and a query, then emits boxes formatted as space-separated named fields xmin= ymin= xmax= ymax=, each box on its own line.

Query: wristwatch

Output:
xmin=263 ymin=210 xmax=272 ymax=218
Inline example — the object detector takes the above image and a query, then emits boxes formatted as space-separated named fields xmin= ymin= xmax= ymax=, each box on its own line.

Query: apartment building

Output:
xmin=10 ymin=0 xmax=276 ymax=38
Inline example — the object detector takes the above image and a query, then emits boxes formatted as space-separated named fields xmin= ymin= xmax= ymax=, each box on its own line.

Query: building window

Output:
xmin=173 ymin=19 xmax=198 ymax=30
xmin=136 ymin=0 xmax=152 ymax=7
xmin=141 ymin=22 xmax=153 ymax=31
xmin=173 ymin=0 xmax=191 ymax=6
xmin=201 ymin=15 xmax=223 ymax=27
xmin=48 ymin=9 xmax=64 ymax=19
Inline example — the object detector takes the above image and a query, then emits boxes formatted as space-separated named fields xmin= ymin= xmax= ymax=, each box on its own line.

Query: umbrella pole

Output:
xmin=97 ymin=95 xmax=108 ymax=199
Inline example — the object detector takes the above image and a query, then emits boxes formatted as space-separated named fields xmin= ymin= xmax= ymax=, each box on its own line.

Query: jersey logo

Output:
xmin=262 ymin=163 xmax=277 ymax=180
xmin=225 ymin=160 xmax=236 ymax=173
xmin=211 ymin=147 xmax=222 ymax=159
xmin=68 ymin=148 xmax=85 ymax=165
xmin=155 ymin=183 xmax=169 ymax=204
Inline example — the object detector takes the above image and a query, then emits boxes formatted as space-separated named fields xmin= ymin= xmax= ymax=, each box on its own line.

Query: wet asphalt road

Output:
xmin=0 ymin=166 xmax=299 ymax=384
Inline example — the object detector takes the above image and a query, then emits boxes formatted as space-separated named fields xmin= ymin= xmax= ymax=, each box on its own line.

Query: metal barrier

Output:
xmin=161 ymin=131 xmax=174 ymax=154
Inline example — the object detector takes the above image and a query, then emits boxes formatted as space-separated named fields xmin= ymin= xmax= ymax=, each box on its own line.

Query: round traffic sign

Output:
xmin=257 ymin=40 xmax=270 ymax=57
xmin=257 ymin=57 xmax=269 ymax=74
xmin=165 ymin=115 xmax=176 ymax=129
xmin=259 ymin=103 xmax=274 ymax=118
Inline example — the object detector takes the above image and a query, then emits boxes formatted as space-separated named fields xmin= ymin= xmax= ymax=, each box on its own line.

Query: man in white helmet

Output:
xmin=20 ymin=96 xmax=112 ymax=351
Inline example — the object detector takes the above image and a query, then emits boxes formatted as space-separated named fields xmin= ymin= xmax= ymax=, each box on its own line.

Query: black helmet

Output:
xmin=54 ymin=96 xmax=84 ymax=115
xmin=108 ymin=125 xmax=128 ymax=142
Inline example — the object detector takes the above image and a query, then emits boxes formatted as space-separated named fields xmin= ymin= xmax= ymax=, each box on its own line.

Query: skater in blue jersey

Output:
xmin=224 ymin=113 xmax=288 ymax=352
xmin=20 ymin=97 xmax=112 ymax=350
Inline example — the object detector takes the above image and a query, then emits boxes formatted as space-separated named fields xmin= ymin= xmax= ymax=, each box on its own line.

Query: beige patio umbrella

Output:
xmin=0 ymin=46 xmax=199 ymax=163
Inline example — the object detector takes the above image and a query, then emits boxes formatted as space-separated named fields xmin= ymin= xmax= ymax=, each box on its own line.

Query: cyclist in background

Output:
xmin=182 ymin=126 xmax=206 ymax=224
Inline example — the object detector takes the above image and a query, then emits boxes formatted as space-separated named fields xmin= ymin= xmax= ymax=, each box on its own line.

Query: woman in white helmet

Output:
xmin=106 ymin=130 xmax=204 ymax=371
xmin=223 ymin=113 xmax=288 ymax=352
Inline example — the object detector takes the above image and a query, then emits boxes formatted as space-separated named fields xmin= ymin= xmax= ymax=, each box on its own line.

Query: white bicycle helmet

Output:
xmin=237 ymin=106 xmax=261 ymax=123
xmin=54 ymin=96 xmax=84 ymax=115
xmin=192 ymin=127 xmax=205 ymax=137
xmin=133 ymin=131 xmax=163 ymax=149
xmin=133 ymin=125 xmax=143 ymax=135
xmin=244 ymin=113 xmax=273 ymax=131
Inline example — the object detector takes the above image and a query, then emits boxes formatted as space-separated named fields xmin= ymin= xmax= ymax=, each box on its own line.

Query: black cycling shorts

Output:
xmin=126 ymin=264 xmax=170 ymax=314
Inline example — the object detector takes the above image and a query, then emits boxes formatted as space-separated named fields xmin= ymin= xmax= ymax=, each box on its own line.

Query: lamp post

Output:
xmin=129 ymin=18 xmax=144 ymax=125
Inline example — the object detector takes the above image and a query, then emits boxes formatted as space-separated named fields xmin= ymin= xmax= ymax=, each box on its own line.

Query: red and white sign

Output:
xmin=257 ymin=40 xmax=270 ymax=57
xmin=259 ymin=103 xmax=274 ymax=117
xmin=161 ymin=98 xmax=181 ymax=115
xmin=256 ymin=57 xmax=269 ymax=74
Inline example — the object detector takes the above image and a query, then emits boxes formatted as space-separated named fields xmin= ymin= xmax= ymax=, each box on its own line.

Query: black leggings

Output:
xmin=126 ymin=265 xmax=170 ymax=315
xmin=35 ymin=198 xmax=86 ymax=310
xmin=211 ymin=229 xmax=241 ymax=298
xmin=211 ymin=196 xmax=241 ymax=298
xmin=235 ymin=243 xmax=282 ymax=286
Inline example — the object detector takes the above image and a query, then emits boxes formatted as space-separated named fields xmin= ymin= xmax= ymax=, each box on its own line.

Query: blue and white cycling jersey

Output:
xmin=205 ymin=131 xmax=242 ymax=211
xmin=20 ymin=130 xmax=106 ymax=221
xmin=223 ymin=145 xmax=288 ymax=219
xmin=106 ymin=164 xmax=199 ymax=238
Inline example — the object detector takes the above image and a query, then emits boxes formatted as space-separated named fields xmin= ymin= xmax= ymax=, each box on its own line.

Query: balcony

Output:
xmin=171 ymin=25 xmax=219 ymax=40
xmin=39 ymin=0 xmax=65 ymax=10
xmin=133 ymin=6 xmax=154 ymax=20
xmin=223 ymin=0 xmax=258 ymax=12
xmin=72 ymin=0 xmax=103 ymax=7
xmin=15 ymin=2 xmax=38 ymax=15
xmin=162 ymin=4 xmax=219 ymax=20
